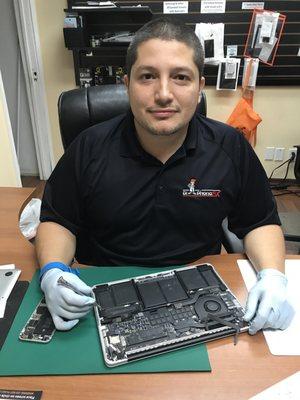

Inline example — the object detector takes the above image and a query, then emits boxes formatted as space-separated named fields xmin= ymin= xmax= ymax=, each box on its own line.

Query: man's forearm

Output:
xmin=35 ymin=222 xmax=76 ymax=267
xmin=244 ymin=224 xmax=285 ymax=273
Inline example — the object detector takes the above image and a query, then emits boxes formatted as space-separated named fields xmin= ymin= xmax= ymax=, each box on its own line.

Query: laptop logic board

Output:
xmin=93 ymin=264 xmax=249 ymax=367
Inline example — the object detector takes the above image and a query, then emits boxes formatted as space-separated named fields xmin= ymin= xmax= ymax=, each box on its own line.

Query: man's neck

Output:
xmin=134 ymin=127 xmax=188 ymax=164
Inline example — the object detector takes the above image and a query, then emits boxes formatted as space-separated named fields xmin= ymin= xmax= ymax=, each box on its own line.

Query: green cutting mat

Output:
xmin=0 ymin=266 xmax=211 ymax=376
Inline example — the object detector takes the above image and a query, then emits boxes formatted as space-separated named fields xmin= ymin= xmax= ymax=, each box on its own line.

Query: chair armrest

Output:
xmin=221 ymin=218 xmax=244 ymax=253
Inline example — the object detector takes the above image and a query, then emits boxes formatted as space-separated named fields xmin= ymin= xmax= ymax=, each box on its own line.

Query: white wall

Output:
xmin=0 ymin=70 xmax=22 ymax=187
xmin=205 ymin=87 xmax=300 ymax=179
xmin=35 ymin=0 xmax=74 ymax=162
xmin=0 ymin=0 xmax=38 ymax=175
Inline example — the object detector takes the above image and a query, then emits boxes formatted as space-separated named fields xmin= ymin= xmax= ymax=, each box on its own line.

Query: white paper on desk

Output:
xmin=237 ymin=259 xmax=300 ymax=355
xmin=249 ymin=371 xmax=300 ymax=400
xmin=0 ymin=264 xmax=16 ymax=318
xmin=0 ymin=264 xmax=15 ymax=270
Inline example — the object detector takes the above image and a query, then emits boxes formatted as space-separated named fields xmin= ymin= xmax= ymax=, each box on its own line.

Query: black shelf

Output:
xmin=64 ymin=0 xmax=300 ymax=86
xmin=64 ymin=6 xmax=152 ymax=14
xmin=68 ymin=45 xmax=129 ymax=51
xmin=63 ymin=5 xmax=152 ymax=86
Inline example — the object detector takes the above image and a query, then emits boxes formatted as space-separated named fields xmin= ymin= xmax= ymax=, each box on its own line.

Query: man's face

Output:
xmin=124 ymin=39 xmax=205 ymax=139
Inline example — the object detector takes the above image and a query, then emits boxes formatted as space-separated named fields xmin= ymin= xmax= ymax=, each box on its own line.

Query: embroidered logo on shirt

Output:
xmin=182 ymin=178 xmax=221 ymax=198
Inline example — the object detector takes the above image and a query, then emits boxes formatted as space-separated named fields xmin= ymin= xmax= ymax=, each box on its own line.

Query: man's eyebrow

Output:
xmin=135 ymin=65 xmax=196 ymax=75
xmin=135 ymin=65 xmax=157 ymax=72
xmin=171 ymin=67 xmax=196 ymax=76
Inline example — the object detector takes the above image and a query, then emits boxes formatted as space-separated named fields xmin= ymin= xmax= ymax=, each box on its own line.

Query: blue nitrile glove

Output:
xmin=244 ymin=268 xmax=295 ymax=335
xmin=40 ymin=268 xmax=95 ymax=331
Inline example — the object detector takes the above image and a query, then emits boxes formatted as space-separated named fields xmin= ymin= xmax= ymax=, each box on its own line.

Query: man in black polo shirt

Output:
xmin=36 ymin=17 xmax=294 ymax=334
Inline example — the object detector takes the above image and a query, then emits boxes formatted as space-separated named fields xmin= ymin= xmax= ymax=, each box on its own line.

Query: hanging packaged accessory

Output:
xmin=216 ymin=58 xmax=241 ymax=91
xmin=244 ymin=9 xmax=286 ymax=66
xmin=242 ymin=58 xmax=259 ymax=90
xmin=195 ymin=23 xmax=224 ymax=65
xmin=226 ymin=59 xmax=262 ymax=146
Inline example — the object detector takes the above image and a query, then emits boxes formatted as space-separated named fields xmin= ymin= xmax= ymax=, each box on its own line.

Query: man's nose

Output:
xmin=154 ymin=78 xmax=174 ymax=105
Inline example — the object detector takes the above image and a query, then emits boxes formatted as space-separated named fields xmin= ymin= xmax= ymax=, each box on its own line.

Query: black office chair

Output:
xmin=58 ymin=84 xmax=243 ymax=253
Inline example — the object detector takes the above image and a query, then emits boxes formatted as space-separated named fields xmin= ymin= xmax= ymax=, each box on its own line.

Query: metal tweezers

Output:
xmin=57 ymin=276 xmax=101 ymax=310
xmin=205 ymin=312 xmax=241 ymax=345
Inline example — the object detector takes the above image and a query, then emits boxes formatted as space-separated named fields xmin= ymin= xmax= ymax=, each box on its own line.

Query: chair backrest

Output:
xmin=58 ymin=84 xmax=207 ymax=150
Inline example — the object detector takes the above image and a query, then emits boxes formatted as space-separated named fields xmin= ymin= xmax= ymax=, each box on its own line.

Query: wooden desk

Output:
xmin=0 ymin=187 xmax=38 ymax=277
xmin=0 ymin=188 xmax=299 ymax=400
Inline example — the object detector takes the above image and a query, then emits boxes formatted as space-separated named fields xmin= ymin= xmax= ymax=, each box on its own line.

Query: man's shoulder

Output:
xmin=80 ymin=113 xmax=127 ymax=146
xmin=193 ymin=114 xmax=253 ymax=167
xmin=61 ymin=113 xmax=129 ymax=164
xmin=195 ymin=114 xmax=241 ymax=144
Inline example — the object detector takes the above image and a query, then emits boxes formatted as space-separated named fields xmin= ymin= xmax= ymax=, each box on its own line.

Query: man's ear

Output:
xmin=124 ymin=74 xmax=129 ymax=91
xmin=199 ymin=76 xmax=205 ymax=92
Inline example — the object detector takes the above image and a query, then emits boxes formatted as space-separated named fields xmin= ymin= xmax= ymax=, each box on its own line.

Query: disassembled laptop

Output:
xmin=19 ymin=263 xmax=249 ymax=367
xmin=92 ymin=263 xmax=249 ymax=366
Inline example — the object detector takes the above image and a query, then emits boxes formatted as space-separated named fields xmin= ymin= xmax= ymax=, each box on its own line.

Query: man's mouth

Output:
xmin=148 ymin=109 xmax=179 ymax=118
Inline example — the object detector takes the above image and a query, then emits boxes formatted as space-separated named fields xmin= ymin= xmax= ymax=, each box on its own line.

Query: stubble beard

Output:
xmin=135 ymin=116 xmax=187 ymax=137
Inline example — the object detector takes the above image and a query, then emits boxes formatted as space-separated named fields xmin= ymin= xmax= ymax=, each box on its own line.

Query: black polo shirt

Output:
xmin=40 ymin=110 xmax=280 ymax=266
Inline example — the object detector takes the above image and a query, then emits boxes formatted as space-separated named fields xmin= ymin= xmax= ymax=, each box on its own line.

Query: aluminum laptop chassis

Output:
xmin=92 ymin=263 xmax=249 ymax=367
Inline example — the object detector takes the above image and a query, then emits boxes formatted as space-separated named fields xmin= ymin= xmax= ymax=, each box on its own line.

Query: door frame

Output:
xmin=14 ymin=0 xmax=54 ymax=180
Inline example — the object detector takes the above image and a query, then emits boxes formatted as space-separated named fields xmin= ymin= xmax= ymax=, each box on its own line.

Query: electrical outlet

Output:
xmin=288 ymin=147 xmax=297 ymax=162
xmin=274 ymin=147 xmax=285 ymax=161
xmin=264 ymin=147 xmax=275 ymax=160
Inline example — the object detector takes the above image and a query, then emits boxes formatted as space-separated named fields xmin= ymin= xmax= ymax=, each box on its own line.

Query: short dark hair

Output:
xmin=126 ymin=17 xmax=204 ymax=80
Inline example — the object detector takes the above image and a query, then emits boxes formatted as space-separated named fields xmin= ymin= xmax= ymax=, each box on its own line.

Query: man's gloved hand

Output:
xmin=41 ymin=268 xmax=95 ymax=331
xmin=244 ymin=268 xmax=295 ymax=335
